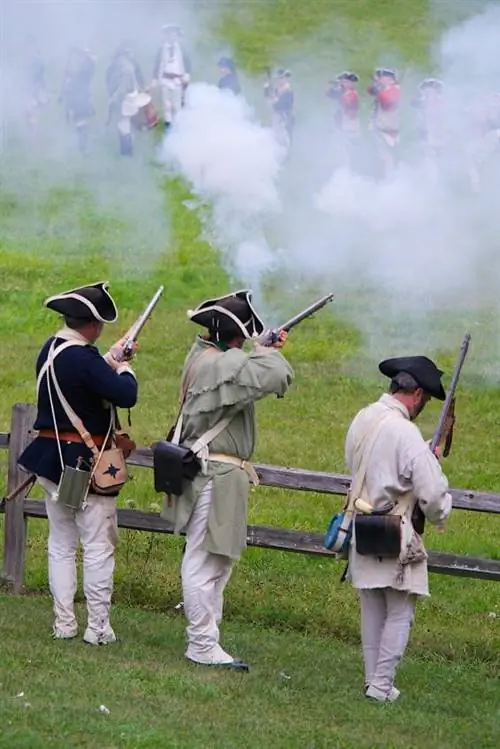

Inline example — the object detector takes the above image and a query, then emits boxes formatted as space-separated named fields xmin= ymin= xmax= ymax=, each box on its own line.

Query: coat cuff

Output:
xmin=116 ymin=364 xmax=136 ymax=378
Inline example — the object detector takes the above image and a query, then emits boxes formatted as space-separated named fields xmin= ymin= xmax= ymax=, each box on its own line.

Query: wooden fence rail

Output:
xmin=1 ymin=403 xmax=500 ymax=594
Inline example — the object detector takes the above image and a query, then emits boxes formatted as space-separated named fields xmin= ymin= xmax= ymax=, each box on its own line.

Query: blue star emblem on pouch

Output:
xmin=103 ymin=463 xmax=120 ymax=478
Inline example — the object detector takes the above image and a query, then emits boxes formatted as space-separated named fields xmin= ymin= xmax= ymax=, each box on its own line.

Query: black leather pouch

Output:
xmin=354 ymin=514 xmax=402 ymax=558
xmin=152 ymin=440 xmax=201 ymax=497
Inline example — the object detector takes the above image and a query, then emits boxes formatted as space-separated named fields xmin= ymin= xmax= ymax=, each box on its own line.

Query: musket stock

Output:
xmin=413 ymin=332 xmax=471 ymax=535
xmin=430 ymin=332 xmax=471 ymax=453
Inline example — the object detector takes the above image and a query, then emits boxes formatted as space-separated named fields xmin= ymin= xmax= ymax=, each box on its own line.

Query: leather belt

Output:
xmin=38 ymin=429 xmax=107 ymax=448
xmin=208 ymin=453 xmax=260 ymax=485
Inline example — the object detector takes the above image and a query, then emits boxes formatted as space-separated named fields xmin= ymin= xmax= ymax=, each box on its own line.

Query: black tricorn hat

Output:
xmin=379 ymin=356 xmax=446 ymax=401
xmin=218 ymin=56 xmax=236 ymax=72
xmin=375 ymin=67 xmax=397 ymax=80
xmin=336 ymin=71 xmax=359 ymax=82
xmin=418 ymin=77 xmax=444 ymax=92
xmin=44 ymin=281 xmax=118 ymax=323
xmin=187 ymin=289 xmax=265 ymax=340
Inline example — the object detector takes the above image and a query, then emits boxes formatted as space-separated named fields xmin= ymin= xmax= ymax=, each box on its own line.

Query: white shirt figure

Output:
xmin=152 ymin=24 xmax=192 ymax=128
xmin=344 ymin=356 xmax=452 ymax=703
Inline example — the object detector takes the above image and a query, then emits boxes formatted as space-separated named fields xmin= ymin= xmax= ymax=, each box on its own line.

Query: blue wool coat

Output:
xmin=218 ymin=72 xmax=241 ymax=96
xmin=18 ymin=336 xmax=138 ymax=486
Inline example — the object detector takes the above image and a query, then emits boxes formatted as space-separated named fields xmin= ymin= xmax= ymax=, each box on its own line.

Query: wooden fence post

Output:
xmin=2 ymin=403 xmax=36 ymax=593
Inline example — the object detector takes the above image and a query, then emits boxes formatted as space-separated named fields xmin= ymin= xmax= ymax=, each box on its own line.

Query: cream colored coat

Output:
xmin=345 ymin=394 xmax=452 ymax=597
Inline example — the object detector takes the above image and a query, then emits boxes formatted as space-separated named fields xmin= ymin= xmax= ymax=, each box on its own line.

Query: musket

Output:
xmin=0 ymin=474 xmax=37 ymax=511
xmin=430 ymin=332 xmax=471 ymax=457
xmin=259 ymin=293 xmax=335 ymax=346
xmin=413 ymin=332 xmax=471 ymax=535
xmin=116 ymin=286 xmax=164 ymax=362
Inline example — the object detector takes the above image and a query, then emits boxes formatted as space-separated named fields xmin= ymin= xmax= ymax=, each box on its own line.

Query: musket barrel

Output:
xmin=258 ymin=293 xmax=334 ymax=346
xmin=277 ymin=293 xmax=335 ymax=333
xmin=122 ymin=286 xmax=165 ymax=358
xmin=126 ymin=285 xmax=164 ymax=341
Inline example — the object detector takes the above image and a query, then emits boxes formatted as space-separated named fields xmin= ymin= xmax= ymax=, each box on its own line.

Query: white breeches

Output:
xmin=181 ymin=482 xmax=234 ymax=663
xmin=271 ymin=113 xmax=291 ymax=150
xmin=359 ymin=587 xmax=416 ymax=693
xmin=41 ymin=478 xmax=118 ymax=637
xmin=160 ymin=83 xmax=184 ymax=123
xmin=117 ymin=116 xmax=132 ymax=135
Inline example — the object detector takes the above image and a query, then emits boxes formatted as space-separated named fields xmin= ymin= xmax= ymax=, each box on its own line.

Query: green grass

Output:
xmin=2 ymin=0 xmax=500 ymax=745
xmin=0 ymin=595 xmax=499 ymax=749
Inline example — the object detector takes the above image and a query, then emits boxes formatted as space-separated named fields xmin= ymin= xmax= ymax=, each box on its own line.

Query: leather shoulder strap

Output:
xmin=347 ymin=411 xmax=400 ymax=509
xmin=36 ymin=340 xmax=87 ymax=398
xmin=172 ymin=347 xmax=220 ymax=445
xmin=44 ymin=341 xmax=109 ymax=458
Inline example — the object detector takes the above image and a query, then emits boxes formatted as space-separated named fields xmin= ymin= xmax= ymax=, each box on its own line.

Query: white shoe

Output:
xmin=83 ymin=625 xmax=117 ymax=646
xmin=185 ymin=643 xmax=234 ymax=665
xmin=52 ymin=626 xmax=78 ymax=640
xmin=365 ymin=685 xmax=400 ymax=702
xmin=185 ymin=643 xmax=249 ymax=671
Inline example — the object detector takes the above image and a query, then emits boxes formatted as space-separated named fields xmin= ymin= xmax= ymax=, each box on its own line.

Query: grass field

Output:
xmin=0 ymin=595 xmax=499 ymax=749
xmin=1 ymin=0 xmax=500 ymax=746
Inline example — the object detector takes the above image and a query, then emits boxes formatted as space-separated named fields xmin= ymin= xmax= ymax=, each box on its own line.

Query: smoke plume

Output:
xmin=161 ymin=3 xmax=500 ymax=377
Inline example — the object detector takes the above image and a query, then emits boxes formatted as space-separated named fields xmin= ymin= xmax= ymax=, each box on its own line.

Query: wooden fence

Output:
xmin=2 ymin=402 xmax=500 ymax=594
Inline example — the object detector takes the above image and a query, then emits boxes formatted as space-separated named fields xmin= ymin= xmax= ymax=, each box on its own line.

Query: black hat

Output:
xmin=418 ymin=78 xmax=444 ymax=92
xmin=44 ymin=281 xmax=118 ymax=323
xmin=275 ymin=67 xmax=292 ymax=79
xmin=187 ymin=289 xmax=265 ymax=340
xmin=161 ymin=24 xmax=182 ymax=35
xmin=375 ymin=68 xmax=397 ymax=80
xmin=379 ymin=356 xmax=446 ymax=401
xmin=218 ymin=56 xmax=236 ymax=72
xmin=336 ymin=71 xmax=359 ymax=82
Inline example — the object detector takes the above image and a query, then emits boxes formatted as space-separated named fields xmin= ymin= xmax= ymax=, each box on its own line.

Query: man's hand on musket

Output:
xmin=426 ymin=440 xmax=443 ymax=460
xmin=105 ymin=337 xmax=138 ymax=368
xmin=271 ymin=330 xmax=288 ymax=348
xmin=254 ymin=330 xmax=288 ymax=352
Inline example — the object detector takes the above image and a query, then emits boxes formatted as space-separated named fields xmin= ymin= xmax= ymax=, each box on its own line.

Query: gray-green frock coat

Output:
xmin=161 ymin=337 xmax=294 ymax=559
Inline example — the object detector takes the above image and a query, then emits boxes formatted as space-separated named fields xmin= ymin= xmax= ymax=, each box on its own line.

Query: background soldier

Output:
xmin=217 ymin=57 xmax=241 ymax=95
xmin=151 ymin=24 xmax=191 ymax=130
xmin=326 ymin=71 xmax=361 ymax=169
xmin=326 ymin=71 xmax=360 ymax=135
xmin=59 ymin=46 xmax=96 ymax=154
xmin=264 ymin=68 xmax=295 ymax=151
xmin=464 ymin=90 xmax=500 ymax=192
xmin=367 ymin=68 xmax=401 ymax=176
xmin=106 ymin=42 xmax=150 ymax=156
xmin=18 ymin=282 xmax=138 ymax=645
xmin=161 ymin=290 xmax=294 ymax=671
xmin=345 ymin=356 xmax=452 ymax=702
xmin=411 ymin=78 xmax=447 ymax=172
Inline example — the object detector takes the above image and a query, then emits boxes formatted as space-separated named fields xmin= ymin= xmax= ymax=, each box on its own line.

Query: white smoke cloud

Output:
xmin=0 ymin=0 xmax=223 ymax=273
xmin=4 ymin=0 xmax=500 ymax=375
xmin=158 ymin=3 xmax=500 ymax=371
xmin=161 ymin=82 xmax=286 ymax=291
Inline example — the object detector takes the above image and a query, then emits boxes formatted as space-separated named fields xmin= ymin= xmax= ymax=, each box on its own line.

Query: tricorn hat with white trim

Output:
xmin=418 ymin=78 xmax=444 ymax=92
xmin=374 ymin=67 xmax=398 ymax=80
xmin=44 ymin=281 xmax=118 ymax=323
xmin=187 ymin=289 xmax=265 ymax=340
xmin=161 ymin=24 xmax=182 ymax=34
xmin=336 ymin=71 xmax=359 ymax=82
